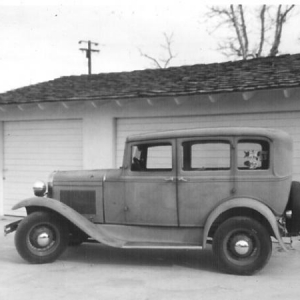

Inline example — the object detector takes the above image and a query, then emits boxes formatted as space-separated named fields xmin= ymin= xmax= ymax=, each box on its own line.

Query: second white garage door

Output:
xmin=116 ymin=112 xmax=300 ymax=179
xmin=3 ymin=119 xmax=83 ymax=216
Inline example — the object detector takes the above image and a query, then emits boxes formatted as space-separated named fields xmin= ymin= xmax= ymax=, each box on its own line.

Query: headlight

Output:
xmin=33 ymin=181 xmax=47 ymax=197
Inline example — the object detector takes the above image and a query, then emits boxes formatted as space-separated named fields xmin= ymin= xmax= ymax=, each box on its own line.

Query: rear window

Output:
xmin=237 ymin=139 xmax=270 ymax=170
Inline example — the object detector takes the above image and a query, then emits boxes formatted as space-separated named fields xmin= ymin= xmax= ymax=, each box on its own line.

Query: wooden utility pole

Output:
xmin=79 ymin=40 xmax=100 ymax=75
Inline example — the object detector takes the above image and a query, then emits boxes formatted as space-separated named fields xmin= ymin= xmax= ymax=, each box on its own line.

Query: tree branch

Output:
xmin=139 ymin=49 xmax=162 ymax=68
xmin=139 ymin=32 xmax=176 ymax=69
xmin=257 ymin=5 xmax=266 ymax=57
xmin=206 ymin=5 xmax=296 ymax=59
xmin=230 ymin=5 xmax=246 ymax=59
xmin=269 ymin=5 xmax=295 ymax=56
xmin=239 ymin=5 xmax=249 ymax=57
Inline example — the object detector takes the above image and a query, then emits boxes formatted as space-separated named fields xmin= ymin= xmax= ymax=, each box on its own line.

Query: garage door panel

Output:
xmin=5 ymin=155 xmax=82 ymax=163
xmin=5 ymin=152 xmax=81 ymax=160
xmin=5 ymin=119 xmax=82 ymax=128
xmin=5 ymin=154 xmax=82 ymax=161
xmin=5 ymin=128 xmax=81 ymax=135
xmin=5 ymin=147 xmax=82 ymax=155
xmin=3 ymin=120 xmax=83 ymax=216
xmin=5 ymin=127 xmax=81 ymax=134
xmin=5 ymin=137 xmax=82 ymax=145
xmin=5 ymin=163 xmax=82 ymax=172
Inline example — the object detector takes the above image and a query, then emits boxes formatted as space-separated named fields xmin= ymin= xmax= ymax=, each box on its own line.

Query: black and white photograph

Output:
xmin=1 ymin=0 xmax=300 ymax=299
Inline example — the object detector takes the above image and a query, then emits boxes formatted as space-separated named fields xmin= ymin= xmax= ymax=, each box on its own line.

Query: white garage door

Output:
xmin=116 ymin=112 xmax=300 ymax=180
xmin=3 ymin=119 xmax=83 ymax=216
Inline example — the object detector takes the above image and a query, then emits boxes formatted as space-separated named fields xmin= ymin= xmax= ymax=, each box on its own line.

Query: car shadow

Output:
xmin=62 ymin=242 xmax=219 ymax=273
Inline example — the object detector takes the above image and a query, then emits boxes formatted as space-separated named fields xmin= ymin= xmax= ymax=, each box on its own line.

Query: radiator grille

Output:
xmin=60 ymin=190 xmax=96 ymax=214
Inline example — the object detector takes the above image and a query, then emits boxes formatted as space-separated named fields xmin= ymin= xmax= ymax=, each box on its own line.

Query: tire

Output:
xmin=15 ymin=211 xmax=69 ymax=264
xmin=212 ymin=217 xmax=272 ymax=275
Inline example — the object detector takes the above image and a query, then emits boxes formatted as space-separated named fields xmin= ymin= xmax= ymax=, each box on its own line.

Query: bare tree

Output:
xmin=139 ymin=32 xmax=176 ymax=68
xmin=207 ymin=5 xmax=295 ymax=59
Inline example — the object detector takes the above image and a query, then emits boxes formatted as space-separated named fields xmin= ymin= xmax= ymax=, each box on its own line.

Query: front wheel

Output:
xmin=212 ymin=217 xmax=272 ymax=275
xmin=15 ymin=211 xmax=69 ymax=264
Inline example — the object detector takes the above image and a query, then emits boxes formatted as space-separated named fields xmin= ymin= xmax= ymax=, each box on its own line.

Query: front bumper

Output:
xmin=4 ymin=219 xmax=22 ymax=236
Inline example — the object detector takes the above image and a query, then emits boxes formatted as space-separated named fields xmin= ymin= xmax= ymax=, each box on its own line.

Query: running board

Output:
xmin=122 ymin=242 xmax=203 ymax=250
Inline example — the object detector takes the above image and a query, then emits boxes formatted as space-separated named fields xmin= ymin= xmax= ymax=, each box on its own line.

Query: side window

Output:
xmin=238 ymin=139 xmax=270 ymax=170
xmin=131 ymin=143 xmax=172 ymax=171
xmin=182 ymin=141 xmax=231 ymax=171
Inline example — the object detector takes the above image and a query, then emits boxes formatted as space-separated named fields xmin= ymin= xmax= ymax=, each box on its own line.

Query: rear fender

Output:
xmin=202 ymin=198 xmax=288 ymax=251
xmin=12 ymin=197 xmax=125 ymax=247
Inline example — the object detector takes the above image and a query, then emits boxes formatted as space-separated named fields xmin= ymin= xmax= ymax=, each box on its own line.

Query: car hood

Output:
xmin=52 ymin=169 xmax=121 ymax=185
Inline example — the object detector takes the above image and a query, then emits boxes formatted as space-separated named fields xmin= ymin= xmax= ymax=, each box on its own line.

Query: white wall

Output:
xmin=82 ymin=115 xmax=116 ymax=169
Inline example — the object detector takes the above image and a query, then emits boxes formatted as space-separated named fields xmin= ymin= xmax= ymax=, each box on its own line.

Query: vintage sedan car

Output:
xmin=4 ymin=127 xmax=300 ymax=275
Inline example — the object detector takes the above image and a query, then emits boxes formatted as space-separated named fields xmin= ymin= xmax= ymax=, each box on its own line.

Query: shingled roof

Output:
xmin=1 ymin=53 xmax=300 ymax=105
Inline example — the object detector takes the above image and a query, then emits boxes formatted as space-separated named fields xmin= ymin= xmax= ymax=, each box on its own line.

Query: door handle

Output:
xmin=178 ymin=177 xmax=188 ymax=182
xmin=164 ymin=177 xmax=174 ymax=182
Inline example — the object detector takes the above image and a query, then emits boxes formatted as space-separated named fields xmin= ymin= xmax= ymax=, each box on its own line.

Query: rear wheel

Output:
xmin=15 ymin=211 xmax=69 ymax=264
xmin=212 ymin=217 xmax=272 ymax=275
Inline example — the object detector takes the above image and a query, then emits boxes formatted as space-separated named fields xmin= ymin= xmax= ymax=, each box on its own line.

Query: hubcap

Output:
xmin=29 ymin=226 xmax=55 ymax=250
xmin=37 ymin=232 xmax=51 ymax=247
xmin=229 ymin=234 xmax=254 ymax=258
xmin=234 ymin=240 xmax=250 ymax=255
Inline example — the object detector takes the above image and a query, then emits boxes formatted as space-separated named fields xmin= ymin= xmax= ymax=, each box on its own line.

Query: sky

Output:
xmin=0 ymin=0 xmax=300 ymax=93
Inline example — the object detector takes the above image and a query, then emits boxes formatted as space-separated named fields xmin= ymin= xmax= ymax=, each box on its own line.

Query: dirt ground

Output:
xmin=1 ymin=215 xmax=300 ymax=300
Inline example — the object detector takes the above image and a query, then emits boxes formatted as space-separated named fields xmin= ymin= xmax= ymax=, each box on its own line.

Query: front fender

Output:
xmin=13 ymin=197 xmax=125 ymax=248
xmin=202 ymin=198 xmax=288 ymax=251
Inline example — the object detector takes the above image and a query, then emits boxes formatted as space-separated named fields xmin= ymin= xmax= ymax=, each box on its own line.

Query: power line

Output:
xmin=79 ymin=40 xmax=100 ymax=75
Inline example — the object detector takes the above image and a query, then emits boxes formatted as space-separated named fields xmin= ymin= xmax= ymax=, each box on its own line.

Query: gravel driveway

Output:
xmin=1 ymin=216 xmax=300 ymax=300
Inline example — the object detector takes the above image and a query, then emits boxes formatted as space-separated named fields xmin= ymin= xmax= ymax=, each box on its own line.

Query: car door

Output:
xmin=123 ymin=139 xmax=178 ymax=226
xmin=176 ymin=137 xmax=235 ymax=226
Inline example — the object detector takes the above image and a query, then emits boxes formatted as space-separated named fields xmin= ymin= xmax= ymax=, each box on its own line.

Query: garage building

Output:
xmin=1 ymin=54 xmax=300 ymax=216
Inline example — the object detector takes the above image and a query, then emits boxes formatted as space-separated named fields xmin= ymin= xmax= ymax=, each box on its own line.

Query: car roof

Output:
xmin=126 ymin=127 xmax=291 ymax=143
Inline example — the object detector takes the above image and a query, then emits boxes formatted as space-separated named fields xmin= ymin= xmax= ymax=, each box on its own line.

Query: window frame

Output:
xmin=128 ymin=139 xmax=175 ymax=174
xmin=178 ymin=137 xmax=233 ymax=175
xmin=236 ymin=137 xmax=272 ymax=173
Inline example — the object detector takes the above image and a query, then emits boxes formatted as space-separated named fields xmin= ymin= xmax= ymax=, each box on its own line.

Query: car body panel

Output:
xmin=12 ymin=197 xmax=125 ymax=247
xmin=121 ymin=139 xmax=178 ymax=226
xmin=11 ymin=197 xmax=204 ymax=247
xmin=123 ymin=173 xmax=178 ymax=225
xmin=103 ymin=170 xmax=126 ymax=224
xmin=52 ymin=170 xmax=107 ymax=223
xmin=202 ymin=197 xmax=288 ymax=250
xmin=176 ymin=137 xmax=235 ymax=226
